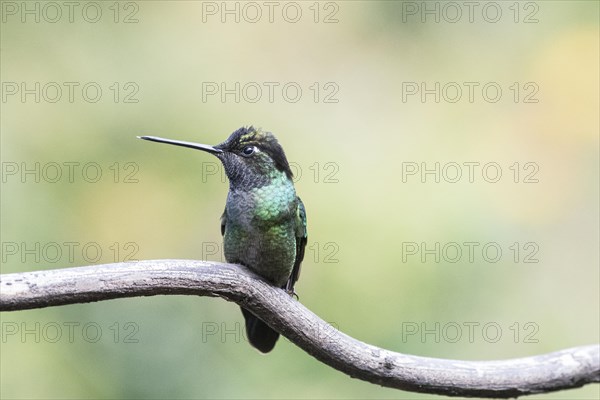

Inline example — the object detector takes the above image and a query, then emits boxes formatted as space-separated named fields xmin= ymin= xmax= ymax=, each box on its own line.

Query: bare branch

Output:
xmin=1 ymin=260 xmax=598 ymax=398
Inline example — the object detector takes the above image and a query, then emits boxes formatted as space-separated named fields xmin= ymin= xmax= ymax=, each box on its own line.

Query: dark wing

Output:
xmin=285 ymin=196 xmax=307 ymax=294
xmin=220 ymin=208 xmax=227 ymax=236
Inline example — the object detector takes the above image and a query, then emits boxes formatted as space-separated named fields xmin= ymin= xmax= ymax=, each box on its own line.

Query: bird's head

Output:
xmin=139 ymin=126 xmax=293 ymax=189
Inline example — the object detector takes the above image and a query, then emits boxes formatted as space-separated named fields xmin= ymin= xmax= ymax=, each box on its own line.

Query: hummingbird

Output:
xmin=138 ymin=126 xmax=307 ymax=353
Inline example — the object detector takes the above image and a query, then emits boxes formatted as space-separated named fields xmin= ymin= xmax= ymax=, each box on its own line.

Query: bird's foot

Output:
xmin=285 ymin=288 xmax=300 ymax=300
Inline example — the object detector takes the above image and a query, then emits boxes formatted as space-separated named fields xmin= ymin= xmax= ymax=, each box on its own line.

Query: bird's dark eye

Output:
xmin=241 ymin=145 xmax=256 ymax=157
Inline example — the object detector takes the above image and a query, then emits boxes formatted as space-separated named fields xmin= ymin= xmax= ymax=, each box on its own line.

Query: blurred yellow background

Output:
xmin=1 ymin=1 xmax=598 ymax=399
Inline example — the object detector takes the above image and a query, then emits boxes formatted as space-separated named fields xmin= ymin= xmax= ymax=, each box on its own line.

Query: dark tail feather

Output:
xmin=241 ymin=307 xmax=279 ymax=353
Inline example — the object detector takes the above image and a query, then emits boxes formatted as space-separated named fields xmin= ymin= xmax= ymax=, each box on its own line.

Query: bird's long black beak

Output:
xmin=137 ymin=136 xmax=223 ymax=154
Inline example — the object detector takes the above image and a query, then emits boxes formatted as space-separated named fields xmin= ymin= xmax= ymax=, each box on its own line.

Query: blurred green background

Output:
xmin=1 ymin=1 xmax=598 ymax=399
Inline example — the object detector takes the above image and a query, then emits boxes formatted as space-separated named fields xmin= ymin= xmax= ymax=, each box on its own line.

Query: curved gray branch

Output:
xmin=0 ymin=260 xmax=598 ymax=398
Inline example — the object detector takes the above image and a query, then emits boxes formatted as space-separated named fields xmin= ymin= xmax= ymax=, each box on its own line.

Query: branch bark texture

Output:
xmin=1 ymin=260 xmax=598 ymax=398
